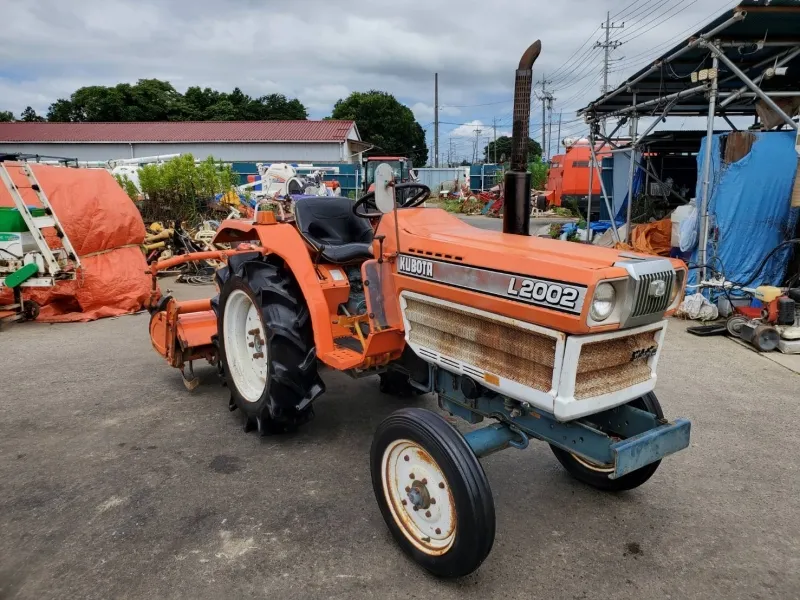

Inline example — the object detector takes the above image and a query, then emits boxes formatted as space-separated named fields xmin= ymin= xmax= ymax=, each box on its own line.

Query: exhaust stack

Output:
xmin=503 ymin=40 xmax=542 ymax=236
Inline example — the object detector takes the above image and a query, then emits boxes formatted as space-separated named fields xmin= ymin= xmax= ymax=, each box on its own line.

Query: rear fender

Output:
xmin=214 ymin=221 xmax=336 ymax=357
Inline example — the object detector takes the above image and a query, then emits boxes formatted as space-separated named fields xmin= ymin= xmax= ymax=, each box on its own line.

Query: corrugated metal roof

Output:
xmin=0 ymin=120 xmax=356 ymax=143
xmin=579 ymin=0 xmax=800 ymax=118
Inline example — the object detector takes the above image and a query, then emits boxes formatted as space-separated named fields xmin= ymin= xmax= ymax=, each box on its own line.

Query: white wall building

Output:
xmin=0 ymin=120 xmax=369 ymax=163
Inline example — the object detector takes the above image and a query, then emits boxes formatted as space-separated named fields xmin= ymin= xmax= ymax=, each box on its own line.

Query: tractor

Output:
xmin=363 ymin=155 xmax=414 ymax=193
xmin=148 ymin=41 xmax=691 ymax=578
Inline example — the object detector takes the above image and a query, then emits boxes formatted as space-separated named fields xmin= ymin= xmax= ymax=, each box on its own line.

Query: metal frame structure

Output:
xmin=577 ymin=0 xmax=800 ymax=281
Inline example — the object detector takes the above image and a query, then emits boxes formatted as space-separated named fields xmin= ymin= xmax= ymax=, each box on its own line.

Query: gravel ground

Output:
xmin=1 ymin=267 xmax=798 ymax=599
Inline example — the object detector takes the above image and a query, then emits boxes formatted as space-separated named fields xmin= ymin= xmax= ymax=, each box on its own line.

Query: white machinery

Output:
xmin=0 ymin=160 xmax=80 ymax=322
xmin=239 ymin=163 xmax=338 ymax=201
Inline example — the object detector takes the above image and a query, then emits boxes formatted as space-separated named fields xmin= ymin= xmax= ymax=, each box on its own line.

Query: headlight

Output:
xmin=669 ymin=269 xmax=686 ymax=308
xmin=590 ymin=282 xmax=616 ymax=322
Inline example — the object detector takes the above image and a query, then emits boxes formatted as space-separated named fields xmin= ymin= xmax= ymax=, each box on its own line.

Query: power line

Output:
xmin=611 ymin=0 xmax=646 ymax=20
xmin=619 ymin=0 xmax=700 ymax=45
xmin=615 ymin=0 xmax=662 ymax=25
xmin=602 ymin=0 xmax=738 ymax=88
xmin=550 ymin=42 xmax=604 ymax=87
xmin=440 ymin=99 xmax=509 ymax=108
xmin=548 ymin=26 xmax=603 ymax=81
xmin=617 ymin=0 xmax=696 ymax=44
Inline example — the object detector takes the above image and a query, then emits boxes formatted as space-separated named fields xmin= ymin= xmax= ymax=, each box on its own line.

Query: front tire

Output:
xmin=370 ymin=408 xmax=495 ymax=578
xmin=215 ymin=254 xmax=324 ymax=434
xmin=550 ymin=392 xmax=664 ymax=492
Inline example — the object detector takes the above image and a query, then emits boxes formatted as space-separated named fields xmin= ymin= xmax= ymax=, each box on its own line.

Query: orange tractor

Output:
xmin=148 ymin=41 xmax=691 ymax=578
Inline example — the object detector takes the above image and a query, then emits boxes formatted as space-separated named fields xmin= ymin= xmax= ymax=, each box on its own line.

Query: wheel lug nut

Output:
xmin=248 ymin=342 xmax=255 ymax=347
xmin=248 ymin=328 xmax=259 ymax=335
xmin=403 ymin=455 xmax=409 ymax=462
xmin=252 ymin=352 xmax=264 ymax=359
xmin=405 ymin=486 xmax=411 ymax=493
xmin=438 ymin=482 xmax=445 ymax=489
xmin=402 ymin=499 xmax=407 ymax=506
xmin=425 ymin=511 xmax=431 ymax=517
xmin=409 ymin=473 xmax=415 ymax=479
xmin=421 ymin=478 xmax=427 ymax=485
xmin=430 ymin=498 xmax=436 ymax=505
xmin=413 ymin=506 xmax=419 ymax=511
xmin=435 ymin=528 xmax=441 ymax=535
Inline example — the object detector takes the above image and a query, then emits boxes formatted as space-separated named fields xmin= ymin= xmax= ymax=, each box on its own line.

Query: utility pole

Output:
xmin=542 ymin=79 xmax=550 ymax=163
xmin=595 ymin=11 xmax=624 ymax=96
xmin=492 ymin=117 xmax=497 ymax=164
xmin=536 ymin=79 xmax=554 ymax=161
xmin=536 ymin=79 xmax=553 ymax=161
xmin=434 ymin=73 xmax=439 ymax=168
xmin=557 ymin=111 xmax=562 ymax=154
xmin=448 ymin=137 xmax=454 ymax=167
xmin=546 ymin=95 xmax=554 ymax=161
xmin=471 ymin=126 xmax=483 ymax=163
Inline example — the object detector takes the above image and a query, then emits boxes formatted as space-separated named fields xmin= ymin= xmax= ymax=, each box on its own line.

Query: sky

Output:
xmin=1 ymin=0 xmax=742 ymax=162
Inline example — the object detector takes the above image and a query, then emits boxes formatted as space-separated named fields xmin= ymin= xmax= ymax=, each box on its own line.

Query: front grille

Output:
xmin=574 ymin=331 xmax=657 ymax=399
xmin=404 ymin=297 xmax=557 ymax=392
xmin=631 ymin=271 xmax=674 ymax=318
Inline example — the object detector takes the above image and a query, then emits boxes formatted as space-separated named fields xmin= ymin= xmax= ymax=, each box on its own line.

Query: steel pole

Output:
xmin=705 ymin=41 xmax=799 ymax=130
xmin=698 ymin=54 xmax=720 ymax=284
xmin=626 ymin=95 xmax=638 ymax=244
xmin=587 ymin=130 xmax=594 ymax=243
xmin=434 ymin=73 xmax=439 ymax=167
xmin=719 ymin=45 xmax=800 ymax=108
xmin=588 ymin=136 xmax=620 ymax=243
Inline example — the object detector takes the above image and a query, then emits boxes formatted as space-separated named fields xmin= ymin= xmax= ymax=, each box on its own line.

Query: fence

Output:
xmin=413 ymin=168 xmax=469 ymax=193
xmin=231 ymin=162 xmax=361 ymax=198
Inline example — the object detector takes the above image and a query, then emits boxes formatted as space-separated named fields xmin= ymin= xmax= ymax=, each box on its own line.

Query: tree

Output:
xmin=137 ymin=154 xmax=239 ymax=222
xmin=46 ymin=80 xmax=308 ymax=122
xmin=0 ymin=110 xmax=14 ymax=122
xmin=47 ymin=99 xmax=75 ymax=122
xmin=459 ymin=159 xmax=471 ymax=166
xmin=483 ymin=136 xmax=542 ymax=163
xmin=330 ymin=91 xmax=428 ymax=165
xmin=21 ymin=106 xmax=46 ymax=122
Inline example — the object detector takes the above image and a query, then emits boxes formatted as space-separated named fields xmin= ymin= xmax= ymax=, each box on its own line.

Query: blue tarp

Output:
xmin=687 ymin=131 xmax=799 ymax=287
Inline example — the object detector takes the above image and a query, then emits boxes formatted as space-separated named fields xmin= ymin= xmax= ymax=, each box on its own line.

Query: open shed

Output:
xmin=577 ymin=0 xmax=800 ymax=285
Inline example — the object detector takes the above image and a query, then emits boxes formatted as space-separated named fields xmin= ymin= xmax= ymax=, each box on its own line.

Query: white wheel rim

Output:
xmin=381 ymin=439 xmax=457 ymax=556
xmin=223 ymin=289 xmax=268 ymax=403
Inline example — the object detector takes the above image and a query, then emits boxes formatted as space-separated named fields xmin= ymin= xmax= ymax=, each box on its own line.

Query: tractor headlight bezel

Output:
xmin=590 ymin=282 xmax=617 ymax=322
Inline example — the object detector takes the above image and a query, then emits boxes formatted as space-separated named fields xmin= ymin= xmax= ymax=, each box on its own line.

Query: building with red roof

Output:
xmin=0 ymin=120 xmax=369 ymax=164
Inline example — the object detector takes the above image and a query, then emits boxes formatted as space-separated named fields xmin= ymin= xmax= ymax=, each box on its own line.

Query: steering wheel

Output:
xmin=352 ymin=183 xmax=431 ymax=219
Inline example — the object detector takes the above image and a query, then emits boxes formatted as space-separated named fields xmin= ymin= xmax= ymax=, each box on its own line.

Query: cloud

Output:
xmin=450 ymin=120 xmax=484 ymax=137
xmin=0 ymin=0 xmax=740 ymax=145
xmin=411 ymin=102 xmax=461 ymax=122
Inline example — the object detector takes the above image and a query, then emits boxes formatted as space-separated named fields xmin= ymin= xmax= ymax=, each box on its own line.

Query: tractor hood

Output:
xmin=386 ymin=209 xmax=682 ymax=335
xmin=396 ymin=208 xmax=631 ymax=275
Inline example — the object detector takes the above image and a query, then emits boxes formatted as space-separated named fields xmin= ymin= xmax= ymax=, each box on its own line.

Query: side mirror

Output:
xmin=374 ymin=163 xmax=396 ymax=214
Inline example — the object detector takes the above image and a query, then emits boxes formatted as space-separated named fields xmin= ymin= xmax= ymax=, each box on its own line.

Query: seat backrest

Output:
xmin=294 ymin=196 xmax=373 ymax=247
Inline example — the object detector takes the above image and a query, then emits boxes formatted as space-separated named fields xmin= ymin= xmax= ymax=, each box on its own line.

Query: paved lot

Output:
xmin=1 ymin=278 xmax=799 ymax=600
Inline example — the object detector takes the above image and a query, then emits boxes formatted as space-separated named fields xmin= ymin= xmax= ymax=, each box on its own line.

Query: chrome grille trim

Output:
xmin=631 ymin=270 xmax=675 ymax=318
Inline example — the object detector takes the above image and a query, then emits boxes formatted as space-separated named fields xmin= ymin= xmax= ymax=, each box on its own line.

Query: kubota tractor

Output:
xmin=148 ymin=41 xmax=691 ymax=578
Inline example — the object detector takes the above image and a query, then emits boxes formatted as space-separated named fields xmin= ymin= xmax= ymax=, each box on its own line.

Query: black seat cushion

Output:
xmin=293 ymin=195 xmax=374 ymax=264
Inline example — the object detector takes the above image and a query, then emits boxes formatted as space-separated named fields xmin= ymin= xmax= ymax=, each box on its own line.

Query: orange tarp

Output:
xmin=0 ymin=163 xmax=150 ymax=322
xmin=615 ymin=218 xmax=672 ymax=257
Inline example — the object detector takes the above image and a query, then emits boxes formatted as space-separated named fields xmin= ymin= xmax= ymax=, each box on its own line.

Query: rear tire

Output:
xmin=370 ymin=408 xmax=495 ymax=578
xmin=550 ymin=392 xmax=663 ymax=492
xmin=214 ymin=254 xmax=324 ymax=434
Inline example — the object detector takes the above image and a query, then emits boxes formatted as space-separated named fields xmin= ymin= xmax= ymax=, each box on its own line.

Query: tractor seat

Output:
xmin=293 ymin=195 xmax=375 ymax=264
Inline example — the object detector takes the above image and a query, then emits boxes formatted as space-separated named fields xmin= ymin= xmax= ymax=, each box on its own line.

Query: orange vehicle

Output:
xmin=545 ymin=141 xmax=609 ymax=210
xmin=148 ymin=41 xmax=691 ymax=578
